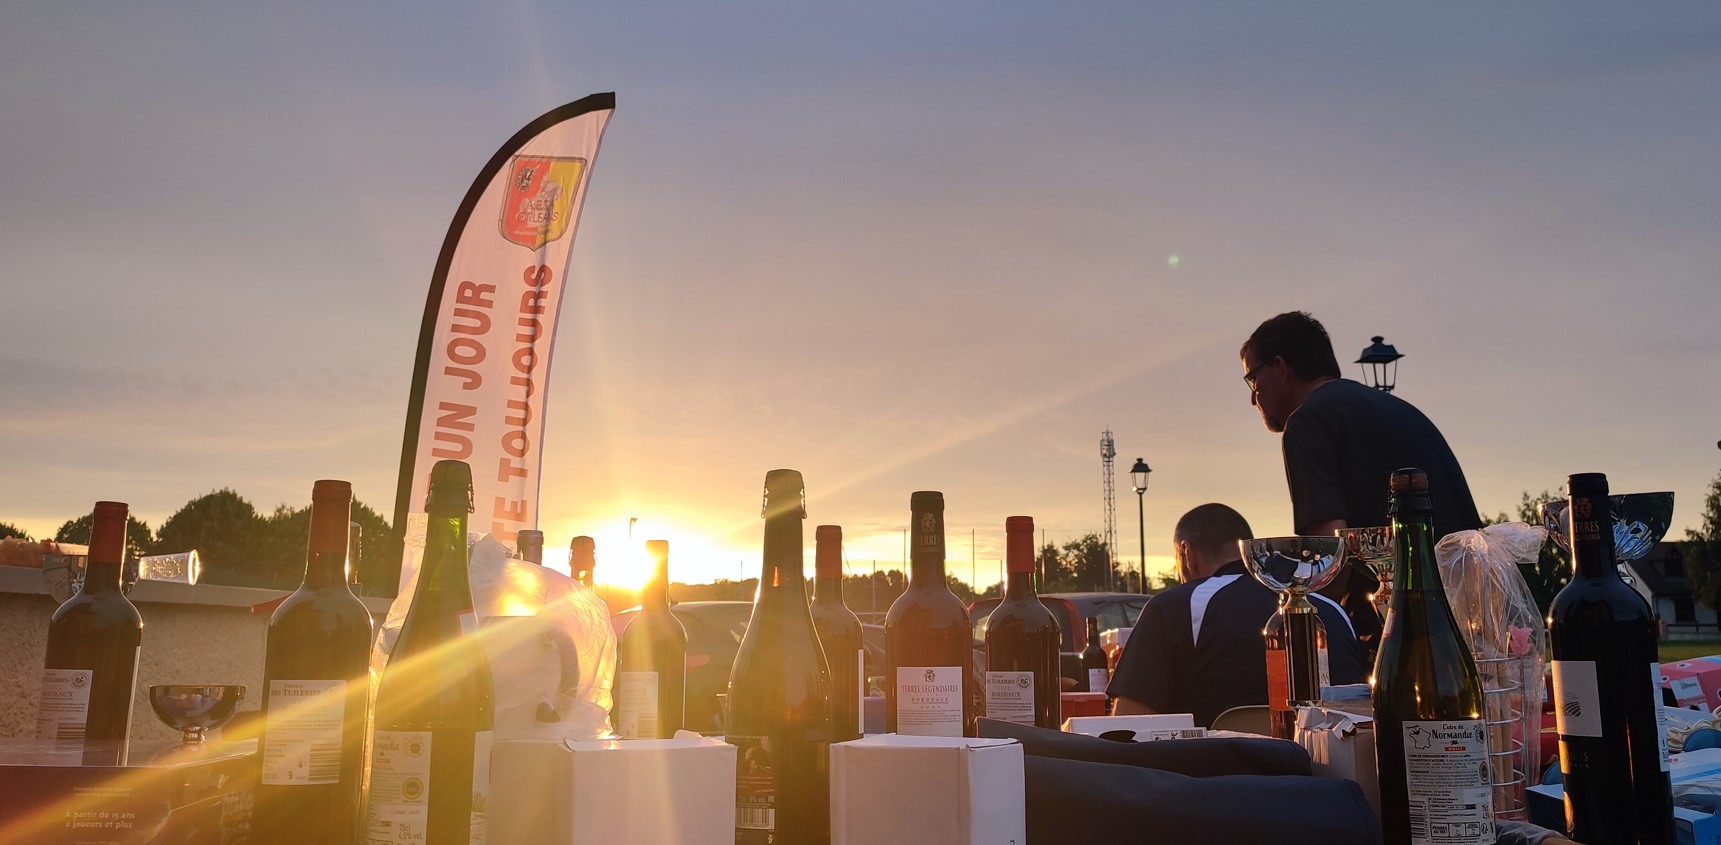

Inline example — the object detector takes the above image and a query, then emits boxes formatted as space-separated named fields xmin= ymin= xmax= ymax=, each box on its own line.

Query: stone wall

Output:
xmin=0 ymin=566 xmax=388 ymax=744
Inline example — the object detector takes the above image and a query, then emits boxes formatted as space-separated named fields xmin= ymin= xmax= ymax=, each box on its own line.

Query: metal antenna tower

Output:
xmin=1100 ymin=429 xmax=1117 ymax=592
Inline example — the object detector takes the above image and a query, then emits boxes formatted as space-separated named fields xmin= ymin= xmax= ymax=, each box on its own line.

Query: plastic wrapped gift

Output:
xmin=1435 ymin=523 xmax=1549 ymax=821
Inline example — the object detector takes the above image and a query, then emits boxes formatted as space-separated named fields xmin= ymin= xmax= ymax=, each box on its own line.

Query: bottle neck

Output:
xmin=1569 ymin=491 xmax=1619 ymax=580
xmin=909 ymin=556 xmax=946 ymax=588
xmin=1004 ymin=568 xmax=1036 ymax=601
xmin=760 ymin=511 xmax=807 ymax=602
xmin=82 ymin=560 xmax=123 ymax=595
xmin=303 ymin=507 xmax=350 ymax=589
xmin=814 ymin=573 xmax=843 ymax=605
xmin=642 ymin=563 xmax=670 ymax=609
xmin=1391 ymin=500 xmax=1444 ymax=597
xmin=413 ymin=507 xmax=474 ymax=633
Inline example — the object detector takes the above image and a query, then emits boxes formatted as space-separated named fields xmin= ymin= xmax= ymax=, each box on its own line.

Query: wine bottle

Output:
xmin=366 ymin=460 xmax=495 ymax=845
xmin=983 ymin=516 xmax=1062 ymax=728
xmin=516 ymin=529 xmax=545 ymax=566
xmin=615 ymin=539 xmax=687 ymax=738
xmin=570 ymin=535 xmax=596 ymax=588
xmin=728 ymin=469 xmax=834 ymax=843
xmin=1081 ymin=618 xmax=1108 ymax=696
xmin=1372 ymin=468 xmax=1494 ymax=845
xmin=1550 ymin=473 xmax=1674 ymax=845
xmin=257 ymin=480 xmax=375 ymax=844
xmin=39 ymin=501 xmax=143 ymax=766
xmin=884 ymin=491 xmax=974 ymax=736
xmin=810 ymin=524 xmax=864 ymax=742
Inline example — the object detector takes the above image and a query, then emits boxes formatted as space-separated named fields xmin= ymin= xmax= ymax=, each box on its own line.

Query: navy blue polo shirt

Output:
xmin=1108 ymin=560 xmax=1369 ymax=727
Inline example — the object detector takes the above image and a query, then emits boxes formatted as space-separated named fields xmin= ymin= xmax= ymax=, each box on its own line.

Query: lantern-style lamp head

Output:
xmin=1356 ymin=336 xmax=1403 ymax=393
xmin=1129 ymin=458 xmax=1153 ymax=495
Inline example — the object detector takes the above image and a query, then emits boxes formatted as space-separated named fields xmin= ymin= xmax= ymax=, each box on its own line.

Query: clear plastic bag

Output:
xmin=1436 ymin=523 xmax=1550 ymax=820
xmin=373 ymin=527 xmax=615 ymax=741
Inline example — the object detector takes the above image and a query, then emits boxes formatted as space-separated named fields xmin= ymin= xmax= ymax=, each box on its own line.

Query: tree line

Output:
xmin=0 ymin=490 xmax=393 ymax=592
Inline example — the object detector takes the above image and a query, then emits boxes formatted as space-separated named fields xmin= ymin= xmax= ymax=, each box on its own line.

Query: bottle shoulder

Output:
xmin=50 ymin=591 xmax=143 ymax=628
xmin=1549 ymin=577 xmax=1652 ymax=621
xmin=884 ymin=585 xmax=970 ymax=625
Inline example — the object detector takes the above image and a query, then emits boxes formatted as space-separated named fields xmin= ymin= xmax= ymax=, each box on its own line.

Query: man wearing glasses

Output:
xmin=1239 ymin=311 xmax=1482 ymax=653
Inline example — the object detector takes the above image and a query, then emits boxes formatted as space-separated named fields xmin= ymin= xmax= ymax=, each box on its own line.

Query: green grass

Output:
xmin=1659 ymin=639 xmax=1721 ymax=664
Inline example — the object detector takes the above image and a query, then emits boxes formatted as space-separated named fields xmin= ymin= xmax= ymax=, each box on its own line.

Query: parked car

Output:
xmin=966 ymin=592 xmax=1150 ymax=683
xmin=612 ymin=601 xmax=886 ymax=734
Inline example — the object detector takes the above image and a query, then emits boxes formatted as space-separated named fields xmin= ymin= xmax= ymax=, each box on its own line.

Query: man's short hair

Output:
xmin=1241 ymin=311 xmax=1342 ymax=381
xmin=1173 ymin=504 xmax=1254 ymax=562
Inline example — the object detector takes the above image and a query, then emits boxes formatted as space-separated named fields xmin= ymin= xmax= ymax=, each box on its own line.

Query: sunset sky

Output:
xmin=3 ymin=4 xmax=1719 ymax=592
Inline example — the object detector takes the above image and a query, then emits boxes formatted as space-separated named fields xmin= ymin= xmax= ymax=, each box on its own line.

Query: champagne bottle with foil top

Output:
xmin=728 ymin=469 xmax=834 ymax=844
xmin=1371 ymin=468 xmax=1494 ymax=845
xmin=516 ymin=529 xmax=545 ymax=566
xmin=1550 ymin=472 xmax=1673 ymax=845
xmin=810 ymin=524 xmax=864 ymax=741
xmin=984 ymin=516 xmax=1062 ymax=728
xmin=257 ymin=480 xmax=375 ymax=844
xmin=39 ymin=501 xmax=143 ymax=766
xmin=615 ymin=539 xmax=687 ymax=738
xmin=885 ymin=491 xmax=975 ymax=736
xmin=367 ymin=460 xmax=495 ymax=845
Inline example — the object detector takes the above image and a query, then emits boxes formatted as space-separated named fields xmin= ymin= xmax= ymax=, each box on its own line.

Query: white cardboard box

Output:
xmin=491 ymin=736 xmax=736 ymax=845
xmin=830 ymin=735 xmax=1025 ymax=845
xmin=1295 ymin=706 xmax=1380 ymax=821
xmin=1061 ymin=713 xmax=1198 ymax=739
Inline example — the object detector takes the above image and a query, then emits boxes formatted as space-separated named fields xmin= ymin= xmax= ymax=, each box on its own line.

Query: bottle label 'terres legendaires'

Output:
xmin=262 ymin=679 xmax=347 ymax=785
xmin=1088 ymin=667 xmax=1108 ymax=695
xmin=615 ymin=670 xmax=660 ymax=739
xmin=1550 ymin=660 xmax=1603 ymax=738
xmin=36 ymin=668 xmax=93 ymax=742
xmin=731 ymin=734 xmax=776 ymax=838
xmin=1398 ymin=719 xmax=1493 ymax=845
xmin=367 ymin=730 xmax=432 ymax=843
xmin=895 ymin=666 xmax=963 ymax=736
xmin=984 ymin=671 xmax=1035 ymax=725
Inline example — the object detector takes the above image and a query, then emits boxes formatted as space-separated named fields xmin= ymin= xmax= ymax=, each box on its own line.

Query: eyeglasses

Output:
xmin=1242 ymin=359 xmax=1273 ymax=393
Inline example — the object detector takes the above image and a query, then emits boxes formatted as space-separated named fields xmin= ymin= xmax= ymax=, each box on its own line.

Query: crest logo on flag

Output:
xmin=499 ymin=156 xmax=587 ymax=250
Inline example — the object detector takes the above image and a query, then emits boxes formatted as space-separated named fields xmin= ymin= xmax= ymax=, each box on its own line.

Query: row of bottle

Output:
xmin=1368 ymin=468 xmax=1672 ymax=845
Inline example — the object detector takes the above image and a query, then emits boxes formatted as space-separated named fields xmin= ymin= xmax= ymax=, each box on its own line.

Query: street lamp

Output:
xmin=1356 ymin=336 xmax=1403 ymax=393
xmin=1129 ymin=458 xmax=1152 ymax=593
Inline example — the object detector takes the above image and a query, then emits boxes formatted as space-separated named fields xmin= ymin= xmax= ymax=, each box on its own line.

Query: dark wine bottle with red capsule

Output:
xmin=983 ymin=516 xmax=1062 ymax=729
xmin=810 ymin=524 xmax=864 ymax=742
xmin=257 ymin=480 xmax=374 ymax=844
xmin=39 ymin=500 xmax=143 ymax=766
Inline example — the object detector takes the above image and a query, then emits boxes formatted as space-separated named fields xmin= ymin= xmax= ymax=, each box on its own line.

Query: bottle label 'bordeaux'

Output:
xmin=1398 ymin=719 xmax=1493 ymax=845
xmin=895 ymin=666 xmax=963 ymax=736
xmin=36 ymin=668 xmax=94 ymax=742
xmin=262 ymin=679 xmax=347 ymax=785
xmin=984 ymin=671 xmax=1035 ymax=725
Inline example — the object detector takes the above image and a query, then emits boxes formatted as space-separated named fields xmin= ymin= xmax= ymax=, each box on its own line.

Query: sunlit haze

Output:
xmin=3 ymin=4 xmax=1719 ymax=592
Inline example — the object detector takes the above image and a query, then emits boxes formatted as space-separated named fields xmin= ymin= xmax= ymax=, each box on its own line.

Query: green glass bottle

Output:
xmin=728 ymin=469 xmax=834 ymax=844
xmin=366 ymin=460 xmax=495 ymax=845
xmin=1372 ymin=468 xmax=1494 ymax=845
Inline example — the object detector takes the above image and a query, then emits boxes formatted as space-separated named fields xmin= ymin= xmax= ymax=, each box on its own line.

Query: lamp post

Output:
xmin=1356 ymin=336 xmax=1404 ymax=393
xmin=1129 ymin=458 xmax=1152 ymax=593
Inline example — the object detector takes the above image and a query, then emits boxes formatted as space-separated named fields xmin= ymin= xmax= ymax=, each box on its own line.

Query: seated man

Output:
xmin=1109 ymin=503 xmax=1369 ymax=727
